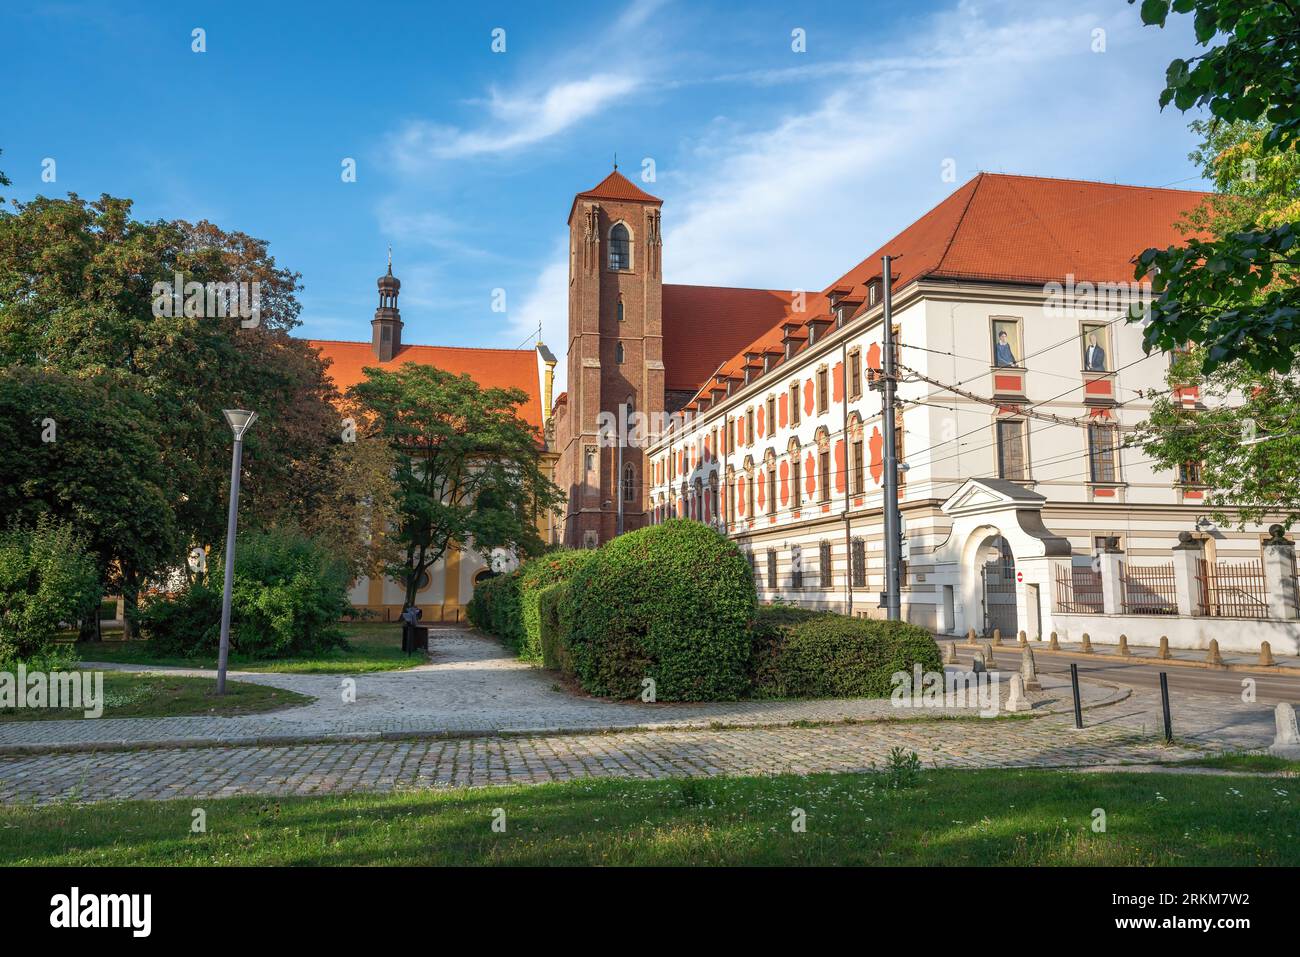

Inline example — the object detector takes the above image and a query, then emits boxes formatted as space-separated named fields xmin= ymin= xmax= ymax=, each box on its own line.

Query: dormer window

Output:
xmin=609 ymin=223 xmax=631 ymax=271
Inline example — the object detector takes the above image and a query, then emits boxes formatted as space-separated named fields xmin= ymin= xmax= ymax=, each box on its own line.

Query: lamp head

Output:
xmin=223 ymin=409 xmax=258 ymax=439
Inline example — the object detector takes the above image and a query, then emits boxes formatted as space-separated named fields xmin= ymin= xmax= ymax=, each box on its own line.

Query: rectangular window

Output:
xmin=748 ymin=473 xmax=755 ymax=513
xmin=852 ymin=438 xmax=865 ymax=495
xmin=848 ymin=349 xmax=862 ymax=398
xmin=791 ymin=546 xmax=803 ymax=589
xmin=746 ymin=409 xmax=755 ymax=446
xmin=991 ymin=317 xmax=1023 ymax=368
xmin=816 ymin=369 xmax=829 ymax=413
xmin=767 ymin=550 xmax=777 ymax=589
xmin=729 ymin=419 xmax=736 ymax=453
xmin=1179 ymin=460 xmax=1203 ymax=485
xmin=790 ymin=384 xmax=801 ymax=426
xmin=767 ymin=396 xmax=776 ymax=436
xmin=791 ymin=455 xmax=802 ymax=507
xmin=996 ymin=420 xmax=1027 ymax=481
xmin=767 ymin=468 xmax=776 ymax=515
xmin=819 ymin=449 xmax=831 ymax=503
xmin=1088 ymin=424 xmax=1118 ymax=483
xmin=727 ymin=478 xmax=735 ymax=524
xmin=852 ymin=538 xmax=866 ymax=588
xmin=819 ymin=541 xmax=832 ymax=589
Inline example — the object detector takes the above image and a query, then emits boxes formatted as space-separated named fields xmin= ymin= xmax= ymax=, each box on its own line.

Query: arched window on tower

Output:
xmin=609 ymin=223 xmax=631 ymax=270
xmin=615 ymin=342 xmax=625 ymax=364
xmin=623 ymin=463 xmax=635 ymax=503
xmin=617 ymin=298 xmax=625 ymax=322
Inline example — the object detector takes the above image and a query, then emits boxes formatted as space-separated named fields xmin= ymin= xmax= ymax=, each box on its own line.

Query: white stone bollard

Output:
xmin=1021 ymin=646 xmax=1042 ymax=692
xmin=1270 ymin=703 xmax=1300 ymax=759
xmin=1004 ymin=673 xmax=1032 ymax=712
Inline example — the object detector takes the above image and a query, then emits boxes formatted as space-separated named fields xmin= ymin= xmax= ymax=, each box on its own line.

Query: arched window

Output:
xmin=617 ymin=298 xmax=625 ymax=322
xmin=609 ymin=223 xmax=631 ymax=270
xmin=615 ymin=342 xmax=625 ymax=364
xmin=623 ymin=463 xmax=635 ymax=502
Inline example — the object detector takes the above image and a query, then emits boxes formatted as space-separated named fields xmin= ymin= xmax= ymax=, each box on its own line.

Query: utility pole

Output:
xmin=880 ymin=255 xmax=902 ymax=621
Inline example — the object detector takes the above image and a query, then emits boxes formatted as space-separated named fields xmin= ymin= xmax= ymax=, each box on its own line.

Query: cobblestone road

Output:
xmin=0 ymin=712 xmax=1201 ymax=805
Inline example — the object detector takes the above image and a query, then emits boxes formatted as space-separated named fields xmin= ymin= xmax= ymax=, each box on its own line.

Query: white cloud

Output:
xmin=508 ymin=247 xmax=569 ymax=380
xmin=392 ymin=74 xmax=642 ymax=165
xmin=662 ymin=0 xmax=1202 ymax=290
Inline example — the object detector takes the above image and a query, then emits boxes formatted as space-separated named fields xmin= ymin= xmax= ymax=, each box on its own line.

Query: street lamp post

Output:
xmin=217 ymin=409 xmax=257 ymax=695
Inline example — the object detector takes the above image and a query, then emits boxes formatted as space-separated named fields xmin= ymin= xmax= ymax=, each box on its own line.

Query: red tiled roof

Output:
xmin=685 ymin=173 xmax=1212 ymax=404
xmin=577 ymin=169 xmax=661 ymax=204
xmin=827 ymin=172 xmax=1211 ymax=296
xmin=308 ymin=340 xmax=543 ymax=432
xmin=662 ymin=285 xmax=804 ymax=393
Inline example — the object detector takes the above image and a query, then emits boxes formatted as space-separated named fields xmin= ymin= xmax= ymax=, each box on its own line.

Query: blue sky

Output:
xmin=1 ymin=0 xmax=1204 ymax=390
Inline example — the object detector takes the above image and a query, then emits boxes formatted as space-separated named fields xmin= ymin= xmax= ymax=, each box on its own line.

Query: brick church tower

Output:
xmin=559 ymin=169 xmax=665 ymax=547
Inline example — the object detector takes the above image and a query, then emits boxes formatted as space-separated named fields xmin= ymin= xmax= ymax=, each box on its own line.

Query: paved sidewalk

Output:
xmin=0 ymin=629 xmax=1117 ymax=753
xmin=945 ymin=635 xmax=1300 ymax=671
xmin=0 ymin=711 xmax=1202 ymax=805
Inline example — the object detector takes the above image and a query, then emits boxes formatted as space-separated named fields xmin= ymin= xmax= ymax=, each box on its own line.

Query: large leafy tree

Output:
xmin=1135 ymin=116 xmax=1300 ymax=528
xmin=350 ymin=363 xmax=562 ymax=609
xmin=0 ymin=367 xmax=180 ymax=633
xmin=0 ymin=192 xmax=347 ymax=573
xmin=1131 ymin=0 xmax=1300 ymax=374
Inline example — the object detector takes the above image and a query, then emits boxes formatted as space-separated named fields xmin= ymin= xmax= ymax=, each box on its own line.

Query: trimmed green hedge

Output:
xmin=466 ymin=571 xmax=522 ymax=649
xmin=538 ymin=580 xmax=574 ymax=676
xmin=517 ymin=550 xmax=597 ymax=661
xmin=468 ymin=549 xmax=597 ymax=659
xmin=566 ymin=519 xmax=756 ymax=701
xmin=749 ymin=605 xmax=942 ymax=699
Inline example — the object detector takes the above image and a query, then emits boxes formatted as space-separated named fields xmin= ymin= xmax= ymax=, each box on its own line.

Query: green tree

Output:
xmin=350 ymin=363 xmax=562 ymax=609
xmin=0 ymin=515 xmax=100 ymax=661
xmin=0 ymin=367 xmax=180 ymax=634
xmin=0 ymin=192 xmax=343 ymax=555
xmin=1135 ymin=117 xmax=1300 ymax=529
xmin=1130 ymin=0 xmax=1300 ymax=374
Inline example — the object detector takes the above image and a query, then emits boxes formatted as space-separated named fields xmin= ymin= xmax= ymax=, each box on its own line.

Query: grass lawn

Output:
xmin=1 ymin=767 xmax=1296 ymax=865
xmin=1174 ymin=753 xmax=1300 ymax=773
xmin=73 ymin=622 xmax=418 ymax=674
xmin=0 ymin=673 xmax=313 ymax=721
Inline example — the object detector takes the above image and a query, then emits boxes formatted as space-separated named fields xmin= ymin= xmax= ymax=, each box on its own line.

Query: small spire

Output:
xmin=613 ymin=151 xmax=618 ymax=171
xmin=387 ymin=245 xmax=393 ymax=275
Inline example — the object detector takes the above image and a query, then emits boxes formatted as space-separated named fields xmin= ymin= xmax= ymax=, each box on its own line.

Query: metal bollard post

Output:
xmin=1159 ymin=671 xmax=1173 ymax=744
xmin=1070 ymin=662 xmax=1082 ymax=730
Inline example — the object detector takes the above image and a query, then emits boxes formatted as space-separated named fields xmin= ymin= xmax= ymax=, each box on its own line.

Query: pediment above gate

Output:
xmin=941 ymin=478 xmax=1045 ymax=517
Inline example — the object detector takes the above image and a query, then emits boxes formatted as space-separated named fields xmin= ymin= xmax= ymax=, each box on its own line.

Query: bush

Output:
xmin=537 ymin=580 xmax=574 ymax=676
xmin=749 ymin=605 xmax=942 ymax=699
xmin=467 ymin=571 xmax=523 ymax=649
xmin=566 ymin=519 xmax=756 ymax=701
xmin=516 ymin=550 xmax=597 ymax=661
xmin=0 ymin=517 xmax=100 ymax=663
xmin=138 ymin=528 xmax=351 ymax=659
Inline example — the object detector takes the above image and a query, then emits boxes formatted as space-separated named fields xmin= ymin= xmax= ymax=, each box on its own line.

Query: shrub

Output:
xmin=516 ymin=550 xmax=597 ymax=661
xmin=138 ymin=529 xmax=351 ymax=659
xmin=0 ymin=517 xmax=100 ymax=663
xmin=749 ymin=605 xmax=941 ymax=699
xmin=467 ymin=571 xmax=523 ymax=649
xmin=537 ymin=580 xmax=575 ymax=676
xmin=566 ymin=519 xmax=756 ymax=701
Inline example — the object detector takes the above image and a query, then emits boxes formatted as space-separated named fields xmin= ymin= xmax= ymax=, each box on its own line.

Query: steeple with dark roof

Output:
xmin=371 ymin=250 xmax=403 ymax=361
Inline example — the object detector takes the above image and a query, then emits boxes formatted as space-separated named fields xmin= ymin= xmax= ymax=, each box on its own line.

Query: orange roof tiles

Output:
xmin=308 ymin=340 xmax=544 ymax=432
xmin=577 ymin=169 xmax=662 ymax=204
xmin=662 ymin=285 xmax=804 ymax=393
xmin=681 ymin=173 xmax=1211 ymax=404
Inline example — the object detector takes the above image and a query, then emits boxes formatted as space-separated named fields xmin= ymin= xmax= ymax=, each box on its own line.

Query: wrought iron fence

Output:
xmin=1195 ymin=559 xmax=1270 ymax=619
xmin=1121 ymin=563 xmax=1178 ymax=615
xmin=1054 ymin=565 xmax=1104 ymax=614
